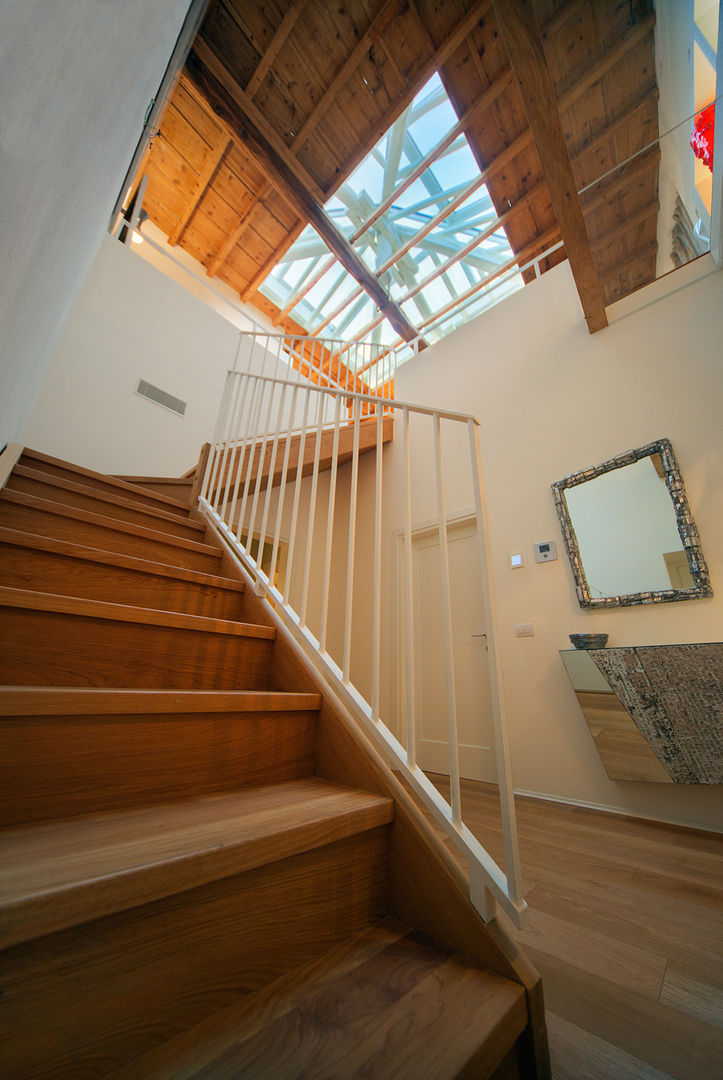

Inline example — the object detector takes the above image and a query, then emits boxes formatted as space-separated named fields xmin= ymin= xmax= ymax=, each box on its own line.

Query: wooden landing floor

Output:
xmin=427 ymin=775 xmax=723 ymax=1080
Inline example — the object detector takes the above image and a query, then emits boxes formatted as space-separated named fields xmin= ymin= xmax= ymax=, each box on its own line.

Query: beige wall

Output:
xmin=0 ymin=0 xmax=190 ymax=449
xmin=22 ymin=237 xmax=241 ymax=476
xmin=391 ymin=255 xmax=723 ymax=830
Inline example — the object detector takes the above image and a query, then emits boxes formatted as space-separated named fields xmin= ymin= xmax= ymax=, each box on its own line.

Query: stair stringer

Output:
xmin=215 ymin=544 xmax=551 ymax=1080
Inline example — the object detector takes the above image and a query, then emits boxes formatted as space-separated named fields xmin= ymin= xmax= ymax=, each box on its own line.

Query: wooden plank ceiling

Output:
xmin=140 ymin=0 xmax=659 ymax=339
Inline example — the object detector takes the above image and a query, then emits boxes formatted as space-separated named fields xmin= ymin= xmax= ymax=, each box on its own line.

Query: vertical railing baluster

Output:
xmin=342 ymin=401 xmax=362 ymax=683
xmin=467 ymin=418 xmax=523 ymax=905
xmin=220 ymin=367 xmax=250 ymax=522
xmin=403 ymin=406 xmax=417 ymax=767
xmin=257 ymin=381 xmax=289 ymax=574
xmin=433 ymin=412 xmax=462 ymax=826
xmin=300 ymin=386 xmax=326 ymax=629
xmin=200 ymin=370 xmax=233 ymax=505
xmin=284 ymin=384 xmax=312 ymax=606
xmin=319 ymin=393 xmax=342 ymax=653
xmin=269 ymin=383 xmax=298 ymax=592
xmin=212 ymin=372 xmax=243 ymax=517
xmin=236 ymin=374 xmax=268 ymax=547
xmin=371 ymin=400 xmax=383 ymax=723
xmin=226 ymin=373 xmax=259 ymax=533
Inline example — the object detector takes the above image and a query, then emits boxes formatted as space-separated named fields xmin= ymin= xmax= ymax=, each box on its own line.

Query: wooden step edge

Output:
xmin=0 ymin=490 xmax=220 ymax=557
xmin=0 ymin=526 xmax=244 ymax=591
xmin=115 ymin=476 xmax=194 ymax=487
xmin=106 ymin=920 xmax=527 ymax=1080
xmin=108 ymin=917 xmax=412 ymax=1080
xmin=0 ymin=779 xmax=395 ymax=949
xmin=10 ymin=465 xmax=203 ymax=532
xmin=21 ymin=447 xmax=190 ymax=512
xmin=0 ymin=687 xmax=322 ymax=716
xmin=0 ymin=586 xmax=276 ymax=640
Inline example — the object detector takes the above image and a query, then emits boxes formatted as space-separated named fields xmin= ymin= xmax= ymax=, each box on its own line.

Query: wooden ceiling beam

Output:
xmin=315 ymin=0 xmax=494 ymax=197
xmin=600 ymin=238 xmax=658 ymax=283
xmin=185 ymin=49 xmax=422 ymax=344
xmin=557 ymin=13 xmax=656 ymax=115
xmin=580 ymin=146 xmax=661 ymax=215
xmin=242 ymin=219 xmax=309 ymax=304
xmin=245 ymin=0 xmax=308 ymax=99
xmin=493 ymin=0 xmax=608 ymax=333
xmin=168 ymin=132 xmax=232 ymax=246
xmin=193 ymin=37 xmax=328 ymax=203
xmin=292 ymin=0 xmax=408 ymax=151
xmin=590 ymin=202 xmax=660 ymax=253
xmin=206 ymin=179 xmax=272 ymax=277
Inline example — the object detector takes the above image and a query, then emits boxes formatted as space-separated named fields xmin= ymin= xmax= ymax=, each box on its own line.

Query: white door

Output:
xmin=405 ymin=517 xmax=496 ymax=783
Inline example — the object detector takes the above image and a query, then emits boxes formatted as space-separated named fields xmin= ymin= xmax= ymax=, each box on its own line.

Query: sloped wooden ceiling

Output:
xmin=140 ymin=0 xmax=658 ymax=338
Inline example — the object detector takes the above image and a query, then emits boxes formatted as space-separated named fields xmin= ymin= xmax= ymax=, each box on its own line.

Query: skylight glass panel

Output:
xmin=258 ymin=71 xmax=521 ymax=349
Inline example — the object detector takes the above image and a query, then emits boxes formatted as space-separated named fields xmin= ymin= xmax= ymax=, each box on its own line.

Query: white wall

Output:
xmin=390 ymin=255 xmax=723 ymax=831
xmin=0 ymin=0 xmax=190 ymax=449
xmin=22 ymin=236 xmax=241 ymax=475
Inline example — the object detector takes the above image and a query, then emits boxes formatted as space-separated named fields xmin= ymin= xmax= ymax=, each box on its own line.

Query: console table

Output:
xmin=560 ymin=643 xmax=722 ymax=784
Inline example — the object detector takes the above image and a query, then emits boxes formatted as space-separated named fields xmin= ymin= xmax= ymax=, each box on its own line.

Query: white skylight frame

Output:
xmin=259 ymin=73 xmax=524 ymax=351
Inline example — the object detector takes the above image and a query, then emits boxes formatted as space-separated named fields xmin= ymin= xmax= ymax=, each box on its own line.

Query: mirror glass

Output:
xmin=552 ymin=439 xmax=712 ymax=609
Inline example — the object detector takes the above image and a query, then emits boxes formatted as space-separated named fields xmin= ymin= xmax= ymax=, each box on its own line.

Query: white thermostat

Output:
xmin=534 ymin=540 xmax=557 ymax=563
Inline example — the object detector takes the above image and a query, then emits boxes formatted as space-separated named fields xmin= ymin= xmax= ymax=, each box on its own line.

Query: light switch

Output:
xmin=514 ymin=623 xmax=535 ymax=637
xmin=510 ymin=552 xmax=524 ymax=569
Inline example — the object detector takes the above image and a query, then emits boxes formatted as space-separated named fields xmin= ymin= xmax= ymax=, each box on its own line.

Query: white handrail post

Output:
xmin=200 ymin=370 xmax=234 ymax=505
xmin=403 ymin=406 xmax=417 ymax=767
xmin=342 ymin=404 xmax=362 ymax=683
xmin=269 ymin=383 xmax=298 ymax=589
xmin=433 ymin=412 xmax=462 ymax=827
xmin=300 ymin=389 xmax=325 ymax=628
xmin=371 ymin=400 xmax=383 ymax=723
xmin=284 ymin=385 xmax=312 ymax=606
xmin=319 ymin=393 xmax=342 ymax=654
xmin=467 ymin=418 xmax=524 ymax=907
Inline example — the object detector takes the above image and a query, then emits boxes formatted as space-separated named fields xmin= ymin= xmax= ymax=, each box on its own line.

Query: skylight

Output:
xmin=259 ymin=73 xmax=524 ymax=349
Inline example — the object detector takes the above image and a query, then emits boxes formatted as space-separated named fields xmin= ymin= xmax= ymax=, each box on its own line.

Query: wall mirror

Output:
xmin=552 ymin=438 xmax=712 ymax=609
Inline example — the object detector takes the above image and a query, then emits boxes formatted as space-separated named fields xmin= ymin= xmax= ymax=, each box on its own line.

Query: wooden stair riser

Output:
xmin=115 ymin=477 xmax=195 ymax=502
xmin=6 ymin=469 xmax=202 ymax=540
xmin=0 ymin=708 xmax=318 ymax=826
xmin=0 ymin=540 xmax=244 ymax=619
xmin=0 ymin=829 xmax=389 ymax=1080
xmin=0 ymin=497 xmax=220 ymax=572
xmin=19 ymin=451 xmax=190 ymax=516
xmin=0 ymin=607 xmax=274 ymax=690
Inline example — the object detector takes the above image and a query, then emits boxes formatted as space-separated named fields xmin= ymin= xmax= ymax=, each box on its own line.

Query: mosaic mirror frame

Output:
xmin=552 ymin=438 xmax=713 ymax=609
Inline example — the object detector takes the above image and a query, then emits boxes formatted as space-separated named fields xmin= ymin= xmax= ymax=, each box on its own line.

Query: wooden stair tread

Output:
xmin=0 ymin=687 xmax=320 ymax=716
xmin=21 ymin=448 xmax=190 ymax=512
xmin=109 ymin=920 xmax=527 ymax=1080
xmin=0 ymin=490 xmax=218 ymax=557
xmin=0 ymin=778 xmax=394 ymax=948
xmin=0 ymin=526 xmax=244 ymax=590
xmin=0 ymin=586 xmax=275 ymax=639
xmin=8 ymin=464 xmax=203 ymax=534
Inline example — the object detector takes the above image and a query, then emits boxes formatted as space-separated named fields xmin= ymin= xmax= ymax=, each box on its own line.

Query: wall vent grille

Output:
xmin=135 ymin=379 xmax=187 ymax=417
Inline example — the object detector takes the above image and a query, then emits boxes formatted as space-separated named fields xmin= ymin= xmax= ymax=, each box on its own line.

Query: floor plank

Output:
xmin=424 ymin=774 xmax=723 ymax=1080
xmin=546 ymin=1012 xmax=674 ymax=1080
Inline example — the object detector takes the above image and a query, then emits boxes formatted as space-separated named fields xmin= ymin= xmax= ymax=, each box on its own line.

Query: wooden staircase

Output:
xmin=0 ymin=446 xmax=550 ymax=1080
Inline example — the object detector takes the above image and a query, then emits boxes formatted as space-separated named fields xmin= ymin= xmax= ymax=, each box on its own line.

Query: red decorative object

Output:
xmin=691 ymin=103 xmax=715 ymax=171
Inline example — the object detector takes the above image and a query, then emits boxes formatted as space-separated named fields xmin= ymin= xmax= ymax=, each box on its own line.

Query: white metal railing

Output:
xmin=196 ymin=341 xmax=526 ymax=926
xmin=233 ymin=330 xmax=414 ymax=396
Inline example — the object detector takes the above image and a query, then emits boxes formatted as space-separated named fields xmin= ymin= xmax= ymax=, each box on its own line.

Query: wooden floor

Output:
xmin=428 ymin=775 xmax=723 ymax=1080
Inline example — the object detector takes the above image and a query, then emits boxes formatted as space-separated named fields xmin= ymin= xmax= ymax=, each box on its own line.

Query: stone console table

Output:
xmin=560 ymin=643 xmax=723 ymax=784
